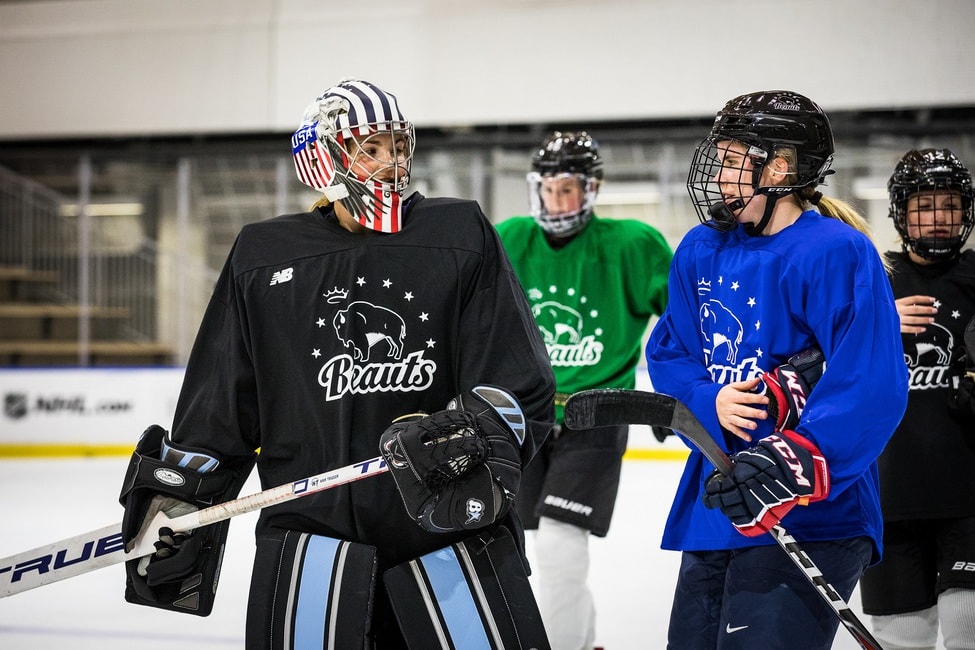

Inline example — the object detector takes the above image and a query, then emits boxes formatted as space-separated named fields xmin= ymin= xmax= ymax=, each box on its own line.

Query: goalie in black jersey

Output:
xmin=859 ymin=148 xmax=975 ymax=650
xmin=118 ymin=78 xmax=555 ymax=648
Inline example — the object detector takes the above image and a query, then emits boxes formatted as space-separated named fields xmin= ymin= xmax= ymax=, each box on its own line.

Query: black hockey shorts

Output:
xmin=515 ymin=423 xmax=628 ymax=537
xmin=860 ymin=516 xmax=975 ymax=615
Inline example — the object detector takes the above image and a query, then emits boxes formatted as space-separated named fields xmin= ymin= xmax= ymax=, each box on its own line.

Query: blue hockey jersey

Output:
xmin=646 ymin=210 xmax=908 ymax=562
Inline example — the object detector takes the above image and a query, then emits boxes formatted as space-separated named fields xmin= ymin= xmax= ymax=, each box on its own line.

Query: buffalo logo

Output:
xmin=4 ymin=393 xmax=28 ymax=420
xmin=701 ymin=300 xmax=744 ymax=365
xmin=532 ymin=301 xmax=583 ymax=345
xmin=904 ymin=322 xmax=953 ymax=366
xmin=333 ymin=301 xmax=406 ymax=361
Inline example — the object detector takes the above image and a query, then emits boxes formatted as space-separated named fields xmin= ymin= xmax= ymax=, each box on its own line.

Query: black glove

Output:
xmin=759 ymin=346 xmax=825 ymax=431
xmin=380 ymin=385 xmax=525 ymax=533
xmin=119 ymin=425 xmax=254 ymax=615
xmin=702 ymin=430 xmax=829 ymax=537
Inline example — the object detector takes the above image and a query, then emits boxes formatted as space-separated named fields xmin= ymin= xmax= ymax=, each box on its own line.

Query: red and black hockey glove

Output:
xmin=702 ymin=430 xmax=830 ymax=537
xmin=380 ymin=385 xmax=525 ymax=533
xmin=759 ymin=346 xmax=825 ymax=431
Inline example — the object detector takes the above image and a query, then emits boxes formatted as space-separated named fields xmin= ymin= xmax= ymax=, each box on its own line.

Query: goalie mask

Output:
xmin=687 ymin=90 xmax=834 ymax=235
xmin=292 ymin=78 xmax=415 ymax=233
xmin=527 ymin=131 xmax=603 ymax=238
xmin=888 ymin=148 xmax=975 ymax=262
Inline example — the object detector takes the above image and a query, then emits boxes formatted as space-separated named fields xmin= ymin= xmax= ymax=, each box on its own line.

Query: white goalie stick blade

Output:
xmin=563 ymin=389 xmax=884 ymax=650
xmin=0 ymin=455 xmax=388 ymax=599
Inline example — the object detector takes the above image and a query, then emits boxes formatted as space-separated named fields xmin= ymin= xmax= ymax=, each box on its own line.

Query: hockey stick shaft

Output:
xmin=564 ymin=389 xmax=883 ymax=650
xmin=0 ymin=455 xmax=388 ymax=598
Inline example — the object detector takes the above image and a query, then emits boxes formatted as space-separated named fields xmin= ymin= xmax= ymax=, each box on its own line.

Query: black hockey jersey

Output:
xmin=881 ymin=250 xmax=975 ymax=519
xmin=170 ymin=193 xmax=556 ymax=566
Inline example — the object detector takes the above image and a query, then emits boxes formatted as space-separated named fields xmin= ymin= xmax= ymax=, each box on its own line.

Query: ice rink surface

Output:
xmin=0 ymin=423 xmax=925 ymax=649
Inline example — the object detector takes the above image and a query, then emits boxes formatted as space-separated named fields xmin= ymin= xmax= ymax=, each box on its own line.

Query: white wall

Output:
xmin=1 ymin=0 xmax=973 ymax=139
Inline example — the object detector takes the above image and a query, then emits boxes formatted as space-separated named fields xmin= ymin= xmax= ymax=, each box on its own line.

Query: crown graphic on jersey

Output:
xmin=325 ymin=287 xmax=350 ymax=303
xmin=697 ymin=278 xmax=712 ymax=295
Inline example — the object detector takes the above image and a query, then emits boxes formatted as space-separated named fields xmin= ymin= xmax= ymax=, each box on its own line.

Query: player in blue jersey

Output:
xmin=645 ymin=90 xmax=909 ymax=649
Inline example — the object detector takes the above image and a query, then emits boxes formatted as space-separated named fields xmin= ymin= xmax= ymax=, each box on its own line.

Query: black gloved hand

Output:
xmin=759 ymin=346 xmax=825 ymax=431
xmin=703 ymin=430 xmax=829 ymax=537
xmin=380 ymin=385 xmax=525 ymax=533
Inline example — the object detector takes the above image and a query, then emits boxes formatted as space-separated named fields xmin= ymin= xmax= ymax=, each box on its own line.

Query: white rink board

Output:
xmin=0 ymin=368 xmax=184 ymax=446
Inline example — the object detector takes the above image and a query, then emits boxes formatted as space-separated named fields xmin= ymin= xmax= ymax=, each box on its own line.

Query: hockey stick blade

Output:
xmin=564 ymin=389 xmax=731 ymax=472
xmin=563 ymin=388 xmax=883 ymax=650
xmin=0 ymin=455 xmax=388 ymax=598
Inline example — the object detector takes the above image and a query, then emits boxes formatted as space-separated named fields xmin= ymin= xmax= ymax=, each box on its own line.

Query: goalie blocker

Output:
xmin=118 ymin=425 xmax=255 ymax=615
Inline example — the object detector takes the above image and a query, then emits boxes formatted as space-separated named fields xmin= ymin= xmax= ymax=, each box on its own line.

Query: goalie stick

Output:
xmin=564 ymin=388 xmax=884 ymax=650
xmin=0 ymin=455 xmax=388 ymax=599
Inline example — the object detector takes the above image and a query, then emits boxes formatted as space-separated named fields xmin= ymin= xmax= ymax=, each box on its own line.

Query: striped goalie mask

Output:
xmin=292 ymin=78 xmax=415 ymax=233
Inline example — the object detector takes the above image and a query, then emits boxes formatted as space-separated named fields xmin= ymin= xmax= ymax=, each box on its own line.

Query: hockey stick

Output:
xmin=0 ymin=455 xmax=388 ymax=598
xmin=965 ymin=314 xmax=975 ymax=380
xmin=564 ymin=389 xmax=883 ymax=650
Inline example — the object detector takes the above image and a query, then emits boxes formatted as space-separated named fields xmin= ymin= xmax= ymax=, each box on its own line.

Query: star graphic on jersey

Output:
xmin=356 ymin=277 xmax=366 ymax=286
xmin=952 ymin=310 xmax=961 ymax=319
xmin=419 ymin=312 xmax=429 ymax=321
xmin=731 ymin=281 xmax=740 ymax=291
xmin=316 ymin=318 xmax=326 ymax=328
xmin=312 ymin=349 xmax=321 ymax=358
xmin=426 ymin=338 xmax=436 ymax=348
xmin=383 ymin=279 xmax=393 ymax=288
xmin=404 ymin=291 xmax=414 ymax=301
xmin=747 ymin=297 xmax=756 ymax=307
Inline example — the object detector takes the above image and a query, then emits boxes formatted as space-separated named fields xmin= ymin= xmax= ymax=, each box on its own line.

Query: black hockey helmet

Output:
xmin=527 ymin=131 xmax=603 ymax=238
xmin=888 ymin=148 xmax=975 ymax=261
xmin=687 ymin=90 xmax=835 ymax=232
xmin=530 ymin=131 xmax=604 ymax=180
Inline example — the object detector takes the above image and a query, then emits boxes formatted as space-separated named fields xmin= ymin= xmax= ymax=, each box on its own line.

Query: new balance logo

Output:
xmin=269 ymin=268 xmax=294 ymax=285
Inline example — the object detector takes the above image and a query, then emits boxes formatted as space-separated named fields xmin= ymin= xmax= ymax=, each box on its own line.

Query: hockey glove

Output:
xmin=702 ymin=430 xmax=829 ymax=537
xmin=119 ymin=425 xmax=254 ymax=615
xmin=380 ymin=385 xmax=525 ymax=534
xmin=759 ymin=346 xmax=825 ymax=431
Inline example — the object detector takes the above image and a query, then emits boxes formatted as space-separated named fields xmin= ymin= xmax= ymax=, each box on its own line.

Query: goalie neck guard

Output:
xmin=888 ymin=148 xmax=975 ymax=262
xmin=292 ymin=78 xmax=415 ymax=233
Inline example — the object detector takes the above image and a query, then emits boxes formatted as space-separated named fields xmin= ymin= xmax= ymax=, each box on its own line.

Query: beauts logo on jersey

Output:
xmin=902 ymin=297 xmax=960 ymax=391
xmin=526 ymin=286 xmax=603 ymax=367
xmin=311 ymin=276 xmax=437 ymax=401
xmin=697 ymin=277 xmax=762 ymax=383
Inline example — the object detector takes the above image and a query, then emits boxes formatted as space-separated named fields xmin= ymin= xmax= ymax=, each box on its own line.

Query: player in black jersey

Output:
xmin=117 ymin=78 xmax=555 ymax=648
xmin=860 ymin=148 xmax=975 ymax=650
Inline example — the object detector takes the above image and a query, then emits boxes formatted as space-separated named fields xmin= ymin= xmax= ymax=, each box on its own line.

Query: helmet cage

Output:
xmin=528 ymin=131 xmax=603 ymax=237
xmin=687 ymin=91 xmax=835 ymax=231
xmin=292 ymin=79 xmax=415 ymax=233
xmin=527 ymin=171 xmax=599 ymax=237
xmin=888 ymin=149 xmax=975 ymax=261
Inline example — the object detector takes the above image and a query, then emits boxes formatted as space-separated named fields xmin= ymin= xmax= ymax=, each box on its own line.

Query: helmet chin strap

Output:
xmin=744 ymin=193 xmax=782 ymax=236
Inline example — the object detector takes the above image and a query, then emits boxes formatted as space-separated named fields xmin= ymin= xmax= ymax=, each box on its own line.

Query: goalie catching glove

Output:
xmin=759 ymin=346 xmax=825 ymax=431
xmin=703 ymin=430 xmax=830 ymax=537
xmin=380 ymin=385 xmax=526 ymax=534
xmin=118 ymin=425 xmax=254 ymax=615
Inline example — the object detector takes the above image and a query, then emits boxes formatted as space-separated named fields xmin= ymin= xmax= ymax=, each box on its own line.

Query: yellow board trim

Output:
xmin=623 ymin=448 xmax=689 ymax=462
xmin=0 ymin=444 xmax=136 ymax=458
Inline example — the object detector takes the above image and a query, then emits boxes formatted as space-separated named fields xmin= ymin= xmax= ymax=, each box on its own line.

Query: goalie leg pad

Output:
xmin=245 ymin=528 xmax=377 ymax=649
xmin=383 ymin=526 xmax=550 ymax=649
